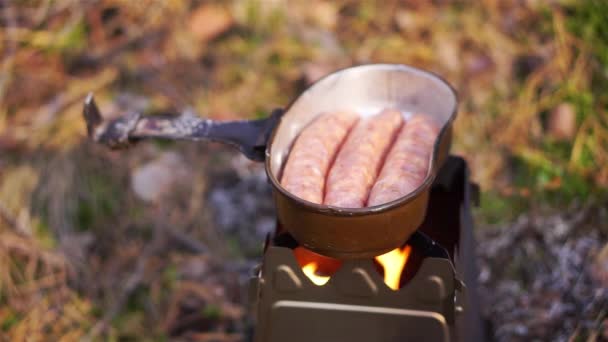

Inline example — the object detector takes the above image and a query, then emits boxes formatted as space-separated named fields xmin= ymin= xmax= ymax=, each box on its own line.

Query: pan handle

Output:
xmin=83 ymin=93 xmax=283 ymax=161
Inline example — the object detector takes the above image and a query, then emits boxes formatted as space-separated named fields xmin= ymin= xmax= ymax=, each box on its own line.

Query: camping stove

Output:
xmin=249 ymin=156 xmax=484 ymax=342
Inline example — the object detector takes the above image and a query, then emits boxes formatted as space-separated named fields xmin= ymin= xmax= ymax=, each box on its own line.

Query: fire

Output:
xmin=293 ymin=247 xmax=342 ymax=286
xmin=294 ymin=245 xmax=411 ymax=290
xmin=374 ymin=245 xmax=412 ymax=290
xmin=301 ymin=262 xmax=330 ymax=285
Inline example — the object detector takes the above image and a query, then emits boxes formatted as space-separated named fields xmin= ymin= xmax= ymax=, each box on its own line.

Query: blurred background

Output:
xmin=1 ymin=0 xmax=607 ymax=340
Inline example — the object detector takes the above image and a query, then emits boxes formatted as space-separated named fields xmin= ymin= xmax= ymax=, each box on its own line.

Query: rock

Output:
xmin=188 ymin=4 xmax=233 ymax=43
xmin=207 ymin=155 xmax=275 ymax=257
xmin=131 ymin=152 xmax=190 ymax=203
xmin=547 ymin=103 xmax=577 ymax=141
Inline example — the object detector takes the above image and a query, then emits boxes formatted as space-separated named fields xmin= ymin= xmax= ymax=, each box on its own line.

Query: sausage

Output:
xmin=367 ymin=114 xmax=440 ymax=206
xmin=281 ymin=111 xmax=358 ymax=204
xmin=324 ymin=109 xmax=403 ymax=208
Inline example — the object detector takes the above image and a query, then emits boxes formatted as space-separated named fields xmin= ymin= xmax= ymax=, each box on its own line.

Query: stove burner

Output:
xmin=272 ymin=230 xmax=450 ymax=289
xmin=249 ymin=156 xmax=484 ymax=342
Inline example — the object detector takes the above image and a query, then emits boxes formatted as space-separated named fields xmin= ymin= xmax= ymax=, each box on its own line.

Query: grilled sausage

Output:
xmin=281 ymin=111 xmax=358 ymax=204
xmin=324 ymin=109 xmax=403 ymax=208
xmin=367 ymin=114 xmax=440 ymax=206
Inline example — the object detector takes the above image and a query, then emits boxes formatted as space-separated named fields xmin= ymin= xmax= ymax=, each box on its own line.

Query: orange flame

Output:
xmin=294 ymin=245 xmax=411 ymax=290
xmin=374 ymin=246 xmax=412 ymax=290
xmin=301 ymin=262 xmax=330 ymax=285
xmin=294 ymin=247 xmax=342 ymax=286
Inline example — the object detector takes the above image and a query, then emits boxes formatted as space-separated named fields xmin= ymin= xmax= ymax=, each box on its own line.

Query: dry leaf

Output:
xmin=548 ymin=103 xmax=577 ymax=141
xmin=188 ymin=4 xmax=233 ymax=43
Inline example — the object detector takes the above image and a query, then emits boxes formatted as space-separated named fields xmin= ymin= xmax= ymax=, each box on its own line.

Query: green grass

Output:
xmin=74 ymin=174 xmax=122 ymax=231
xmin=566 ymin=0 xmax=608 ymax=105
xmin=477 ymin=192 xmax=529 ymax=225
xmin=477 ymin=1 xmax=608 ymax=222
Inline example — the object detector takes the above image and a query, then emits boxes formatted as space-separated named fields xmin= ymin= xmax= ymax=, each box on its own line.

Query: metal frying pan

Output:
xmin=83 ymin=64 xmax=458 ymax=259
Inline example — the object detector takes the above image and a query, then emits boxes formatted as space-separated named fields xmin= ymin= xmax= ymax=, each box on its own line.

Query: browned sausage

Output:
xmin=324 ymin=109 xmax=404 ymax=208
xmin=281 ymin=111 xmax=358 ymax=204
xmin=367 ymin=114 xmax=440 ymax=206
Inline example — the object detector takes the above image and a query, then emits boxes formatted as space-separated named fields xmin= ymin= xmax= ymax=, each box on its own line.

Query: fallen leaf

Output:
xmin=188 ymin=4 xmax=233 ymax=43
xmin=434 ymin=35 xmax=461 ymax=73
xmin=548 ymin=103 xmax=577 ymax=141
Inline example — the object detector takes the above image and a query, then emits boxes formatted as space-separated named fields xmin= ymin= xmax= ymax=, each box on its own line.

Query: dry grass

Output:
xmin=0 ymin=0 xmax=607 ymax=339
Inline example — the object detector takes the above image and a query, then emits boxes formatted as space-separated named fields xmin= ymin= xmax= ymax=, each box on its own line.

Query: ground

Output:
xmin=0 ymin=1 xmax=607 ymax=341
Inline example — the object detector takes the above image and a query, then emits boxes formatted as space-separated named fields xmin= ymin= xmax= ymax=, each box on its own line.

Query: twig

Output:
xmin=0 ymin=201 xmax=28 ymax=235
xmin=0 ymin=201 xmax=18 ymax=229
xmin=84 ymin=217 xmax=167 ymax=340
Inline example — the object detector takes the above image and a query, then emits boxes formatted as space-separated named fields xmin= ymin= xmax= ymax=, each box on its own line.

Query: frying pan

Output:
xmin=83 ymin=64 xmax=458 ymax=259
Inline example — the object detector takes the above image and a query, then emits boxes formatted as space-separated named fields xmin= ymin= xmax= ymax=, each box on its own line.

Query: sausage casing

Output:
xmin=367 ymin=114 xmax=439 ymax=206
xmin=324 ymin=109 xmax=403 ymax=208
xmin=280 ymin=111 xmax=358 ymax=204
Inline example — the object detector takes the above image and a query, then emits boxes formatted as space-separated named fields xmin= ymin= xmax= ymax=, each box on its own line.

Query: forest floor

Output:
xmin=1 ymin=1 xmax=607 ymax=341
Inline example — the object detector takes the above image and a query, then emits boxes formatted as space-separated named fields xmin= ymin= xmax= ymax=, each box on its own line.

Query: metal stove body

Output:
xmin=249 ymin=156 xmax=484 ymax=342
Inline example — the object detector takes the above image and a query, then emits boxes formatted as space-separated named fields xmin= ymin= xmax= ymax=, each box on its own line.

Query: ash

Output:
xmin=477 ymin=206 xmax=608 ymax=341
xmin=207 ymin=154 xmax=276 ymax=257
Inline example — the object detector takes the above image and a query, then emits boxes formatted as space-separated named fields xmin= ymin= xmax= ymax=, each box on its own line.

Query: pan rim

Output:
xmin=264 ymin=63 xmax=458 ymax=216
